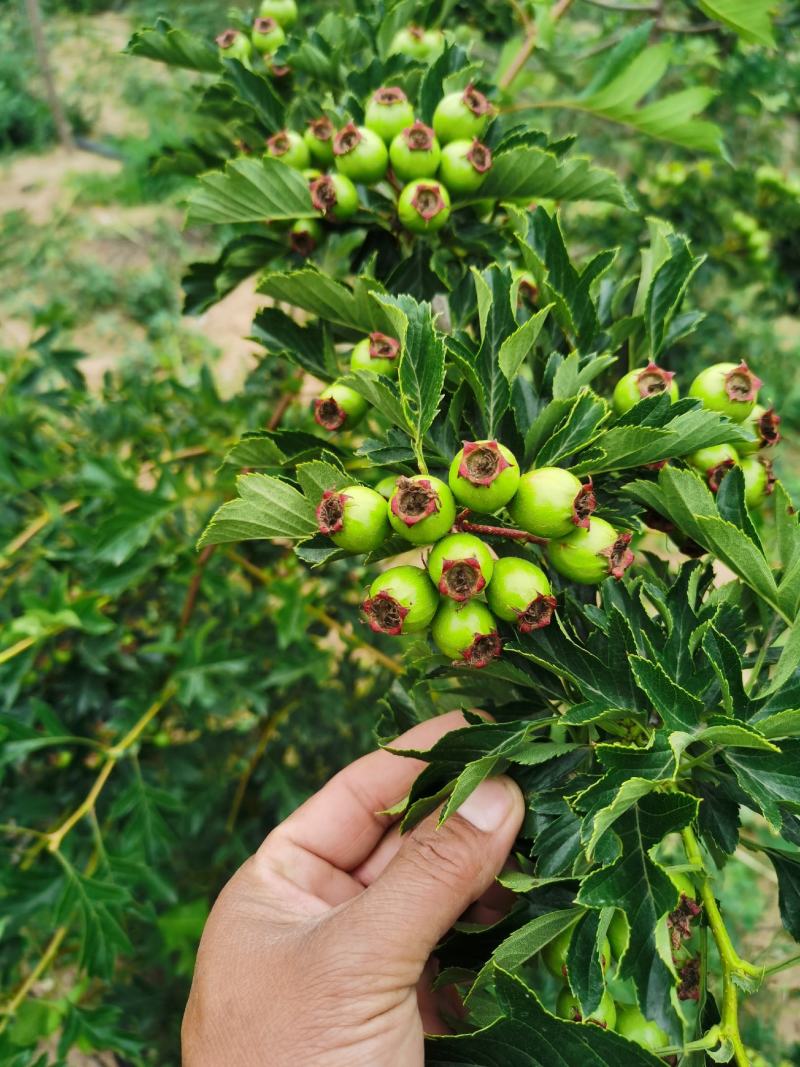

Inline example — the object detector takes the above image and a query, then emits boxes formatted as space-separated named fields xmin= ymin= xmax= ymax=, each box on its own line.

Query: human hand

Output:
xmin=182 ymin=711 xmax=525 ymax=1067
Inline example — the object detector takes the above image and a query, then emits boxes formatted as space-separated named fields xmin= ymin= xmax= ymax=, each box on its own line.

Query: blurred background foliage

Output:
xmin=1 ymin=0 xmax=799 ymax=1063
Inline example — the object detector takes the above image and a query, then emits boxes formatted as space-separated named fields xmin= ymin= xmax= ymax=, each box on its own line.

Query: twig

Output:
xmin=178 ymin=545 xmax=215 ymax=638
xmin=454 ymin=509 xmax=548 ymax=545
xmin=500 ymin=0 xmax=575 ymax=90
xmin=0 ymin=500 xmax=80 ymax=569
xmin=23 ymin=0 xmax=73 ymax=149
xmin=0 ymin=635 xmax=37 ymax=666
xmin=226 ymin=702 xmax=298 ymax=831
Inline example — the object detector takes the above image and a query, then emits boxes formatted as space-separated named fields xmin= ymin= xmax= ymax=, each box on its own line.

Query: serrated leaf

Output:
xmin=629 ymin=656 xmax=704 ymax=732
xmin=221 ymin=60 xmax=285 ymax=132
xmin=698 ymin=0 xmax=776 ymax=46
xmin=761 ymin=847 xmax=800 ymax=940
xmin=251 ymin=306 xmax=335 ymax=379
xmin=724 ymin=743 xmax=800 ymax=829
xmin=259 ymin=270 xmax=392 ymax=333
xmin=499 ymin=304 xmax=552 ymax=381
xmin=125 ymin=18 xmax=221 ymax=72
xmin=644 ymin=234 xmax=704 ymax=358
xmin=198 ymin=474 xmax=317 ymax=548
xmin=481 ymin=147 xmax=631 ymax=208
xmin=535 ymin=391 xmax=609 ymax=468
xmin=339 ymin=371 xmax=407 ymax=428
xmin=295 ymin=460 xmax=349 ymax=505
xmin=186 ymin=158 xmax=316 ymax=225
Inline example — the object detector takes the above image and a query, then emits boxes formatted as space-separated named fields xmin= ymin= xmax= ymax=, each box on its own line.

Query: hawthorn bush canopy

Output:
xmin=2 ymin=0 xmax=800 ymax=1064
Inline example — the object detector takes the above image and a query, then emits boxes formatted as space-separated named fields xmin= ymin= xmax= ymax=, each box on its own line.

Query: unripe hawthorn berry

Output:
xmin=389 ymin=25 xmax=443 ymax=61
xmin=687 ymin=443 xmax=739 ymax=492
xmin=216 ymin=29 xmax=253 ymax=67
xmin=608 ymin=911 xmax=628 ymax=963
xmin=448 ymin=440 xmax=520 ymax=512
xmin=431 ymin=600 xmax=502 ymax=668
xmin=547 ymin=517 xmax=635 ymax=585
xmin=389 ymin=122 xmax=441 ymax=181
xmin=333 ymin=123 xmax=389 ymax=185
xmin=316 ymin=485 xmax=389 ymax=552
xmin=365 ymin=87 xmax=415 ymax=144
xmin=438 ymin=138 xmax=493 ymax=195
xmin=397 ymin=179 xmax=451 ymax=233
xmin=738 ymin=403 xmax=781 ymax=455
xmin=508 ymin=467 xmax=596 ymax=539
xmin=433 ymin=84 xmax=493 ymax=144
xmin=513 ymin=269 xmax=538 ymax=306
xmin=388 ymin=475 xmax=456 ymax=544
xmin=688 ymin=361 xmax=762 ymax=422
xmin=289 ymin=218 xmax=322 ymax=256
xmin=741 ymin=455 xmax=775 ymax=509
xmin=375 ymin=474 xmax=398 ymax=499
xmin=313 ymin=381 xmax=367 ymax=431
xmin=259 ymin=0 xmax=297 ymax=28
xmin=350 ymin=332 xmax=401 ymax=376
xmin=302 ymin=168 xmax=322 ymax=181
xmin=266 ymin=129 xmax=310 ymax=170
xmin=427 ymin=533 xmax=494 ymax=602
xmin=361 ymin=565 xmax=439 ymax=635
xmin=304 ymin=117 xmax=335 ymax=165
xmin=616 ymin=1007 xmax=669 ymax=1052
xmin=310 ymin=173 xmax=359 ymax=220
xmin=556 ymin=988 xmax=617 ymax=1029
xmin=487 ymin=556 xmax=555 ymax=632
xmin=251 ymin=17 xmax=286 ymax=54
xmin=613 ymin=361 xmax=678 ymax=414
xmin=543 ymin=928 xmax=612 ymax=979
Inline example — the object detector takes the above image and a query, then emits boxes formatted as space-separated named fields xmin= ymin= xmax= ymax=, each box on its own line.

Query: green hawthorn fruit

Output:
xmin=350 ymin=333 xmax=401 ymax=376
xmin=333 ymin=123 xmax=389 ymax=184
xmin=388 ymin=24 xmax=443 ymax=60
xmin=310 ymin=174 xmax=359 ymax=220
xmin=548 ymin=518 xmax=635 ymax=584
xmin=438 ymin=138 xmax=493 ymax=194
xmin=616 ymin=1007 xmax=669 ymax=1052
xmin=389 ymin=122 xmax=442 ymax=181
xmin=513 ymin=269 xmax=538 ymax=305
xmin=259 ymin=0 xmax=297 ymax=27
xmin=365 ymin=87 xmax=416 ymax=144
xmin=741 ymin=455 xmax=775 ymax=509
xmin=432 ymin=84 xmax=493 ymax=144
xmin=303 ymin=117 xmax=335 ymax=165
xmin=487 ymin=557 xmax=555 ymax=632
xmin=362 ymin=565 xmax=439 ymax=635
xmin=431 ymin=599 xmax=502 ymax=667
xmin=508 ymin=467 xmax=595 ymax=539
xmin=608 ymin=911 xmax=628 ymax=963
xmin=375 ymin=474 xmax=398 ymax=499
xmin=251 ymin=16 xmax=286 ymax=54
xmin=302 ymin=168 xmax=322 ymax=181
xmin=397 ymin=179 xmax=451 ymax=233
xmin=316 ymin=485 xmax=389 ymax=552
xmin=448 ymin=440 xmax=520 ymax=512
xmin=427 ymin=533 xmax=494 ymax=602
xmin=556 ymin=989 xmax=617 ymax=1029
xmin=613 ymin=361 xmax=679 ymax=414
xmin=215 ymin=28 xmax=253 ymax=67
xmin=388 ymin=475 xmax=456 ymax=544
xmin=688 ymin=361 xmax=762 ymax=421
xmin=266 ymin=129 xmax=310 ymax=170
xmin=313 ymin=381 xmax=368 ymax=431
xmin=738 ymin=404 xmax=781 ymax=455
xmin=687 ymin=443 xmax=739 ymax=492
xmin=542 ymin=928 xmax=611 ymax=980
xmin=289 ymin=218 xmax=322 ymax=255
xmin=669 ymin=871 xmax=697 ymax=903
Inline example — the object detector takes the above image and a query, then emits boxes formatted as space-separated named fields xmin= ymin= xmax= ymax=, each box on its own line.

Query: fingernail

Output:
xmin=456 ymin=778 xmax=515 ymax=832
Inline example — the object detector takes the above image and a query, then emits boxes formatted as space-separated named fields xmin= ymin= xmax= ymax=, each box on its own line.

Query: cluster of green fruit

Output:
xmin=543 ymin=872 xmax=701 ymax=1054
xmin=615 ymin=358 xmax=779 ymax=508
xmin=216 ymin=9 xmax=497 ymax=247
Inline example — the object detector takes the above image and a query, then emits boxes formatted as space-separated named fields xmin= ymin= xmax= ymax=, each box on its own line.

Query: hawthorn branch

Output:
xmin=226 ymin=701 xmax=299 ymax=832
xmin=454 ymin=509 xmax=548 ymax=545
xmin=500 ymin=0 xmax=575 ymax=90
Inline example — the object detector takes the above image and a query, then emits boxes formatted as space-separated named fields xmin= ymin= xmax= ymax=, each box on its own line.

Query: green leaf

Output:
xmin=490 ymin=909 xmax=583 ymax=974
xmin=125 ymin=18 xmax=221 ymax=72
xmin=251 ymin=307 xmax=336 ymax=380
xmin=259 ymin=270 xmax=393 ymax=333
xmin=762 ymin=620 xmax=800 ymax=697
xmin=698 ymin=0 xmax=776 ymax=46
xmin=761 ymin=847 xmax=800 ymax=940
xmin=724 ymin=743 xmax=800 ymax=829
xmin=339 ymin=371 xmax=407 ymax=429
xmin=480 ymin=147 xmax=632 ymax=208
xmin=220 ymin=60 xmax=285 ymax=132
xmin=470 ymin=267 xmax=515 ymax=438
xmin=197 ymin=474 xmax=318 ymax=548
xmin=535 ymin=391 xmax=609 ymax=468
xmin=186 ymin=158 xmax=316 ymax=225
xmin=629 ymin=655 xmax=704 ymax=732
xmin=644 ymin=234 xmax=705 ymax=358
xmin=499 ymin=304 xmax=552 ymax=382
xmin=295 ymin=459 xmax=349 ymax=506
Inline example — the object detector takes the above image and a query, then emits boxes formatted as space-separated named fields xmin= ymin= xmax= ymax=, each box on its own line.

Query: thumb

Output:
xmin=344 ymin=776 xmax=525 ymax=981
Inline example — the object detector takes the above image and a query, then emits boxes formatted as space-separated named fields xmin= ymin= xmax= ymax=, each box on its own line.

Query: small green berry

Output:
xmin=616 ymin=1007 xmax=669 ymax=1052
xmin=303 ymin=117 xmax=335 ymax=165
xmin=310 ymin=174 xmax=359 ymax=220
xmin=556 ymin=988 xmax=616 ymax=1029
xmin=688 ymin=361 xmax=762 ymax=422
xmin=313 ymin=381 xmax=368 ymax=431
xmin=448 ymin=440 xmax=520 ymax=513
xmin=397 ymin=179 xmax=451 ymax=233
xmin=547 ymin=518 xmax=634 ymax=585
xmin=251 ymin=16 xmax=286 ymax=54
xmin=350 ymin=333 xmax=401 ymax=376
xmin=289 ymin=218 xmax=322 ymax=255
xmin=266 ymin=129 xmax=310 ymax=170
xmin=487 ymin=557 xmax=555 ymax=632
xmin=427 ymin=533 xmax=494 ymax=601
xmin=388 ymin=475 xmax=456 ymax=544
xmin=613 ymin=361 xmax=678 ymax=414
xmin=216 ymin=28 xmax=253 ymax=67
xmin=375 ymin=474 xmax=399 ymax=499
xmin=361 ymin=565 xmax=439 ymax=635
xmin=258 ymin=0 xmax=297 ymax=28
xmin=316 ymin=485 xmax=390 ymax=552
xmin=438 ymin=138 xmax=493 ymax=195
xmin=389 ymin=121 xmax=442 ymax=181
xmin=431 ymin=600 xmax=502 ymax=667
xmin=388 ymin=25 xmax=443 ymax=61
xmin=737 ymin=404 xmax=781 ymax=455
xmin=687 ymin=443 xmax=739 ymax=492
xmin=508 ymin=467 xmax=596 ymax=539
xmin=432 ymin=84 xmax=493 ymax=145
xmin=333 ymin=123 xmax=389 ymax=185
xmin=741 ymin=455 xmax=775 ymax=509
xmin=365 ymin=87 xmax=416 ymax=144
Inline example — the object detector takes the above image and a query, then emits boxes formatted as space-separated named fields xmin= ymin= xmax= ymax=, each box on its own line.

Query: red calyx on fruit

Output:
xmin=724 ymin=361 xmax=762 ymax=402
xmin=315 ymin=490 xmax=347 ymax=534
xmin=707 ymin=458 xmax=736 ymax=492
xmin=438 ymin=557 xmax=486 ymax=601
xmin=361 ymin=591 xmax=409 ymax=635
xmin=461 ymin=631 xmax=502 ymax=669
xmin=600 ymin=531 xmax=635 ymax=579
xmin=313 ymin=395 xmax=346 ymax=430
xmin=466 ymin=140 xmax=493 ymax=173
xmin=374 ymin=86 xmax=407 ymax=105
xmin=308 ymin=117 xmax=333 ymax=143
xmin=402 ymin=121 xmax=436 ymax=152
xmin=368 ymin=332 xmax=400 ymax=362
xmin=458 ymin=440 xmax=510 ymax=487
xmin=761 ymin=456 xmax=777 ymax=496
xmin=515 ymin=595 xmax=557 ymax=634
xmin=757 ymin=407 xmax=781 ymax=447
xmin=462 ymin=83 xmax=492 ymax=117
xmin=390 ymin=476 xmax=440 ymax=526
xmin=290 ymin=228 xmax=317 ymax=256
xmin=254 ymin=16 xmax=279 ymax=33
xmin=333 ymin=122 xmax=362 ymax=157
xmin=310 ymin=176 xmax=337 ymax=214
xmin=677 ymin=956 xmax=701 ymax=1002
xmin=216 ymin=29 xmax=239 ymax=47
xmin=518 ymin=279 xmax=538 ymax=304
xmin=410 ymin=183 xmax=447 ymax=220
xmin=267 ymin=131 xmax=291 ymax=156
xmin=636 ymin=361 xmax=676 ymax=398
xmin=572 ymin=478 xmax=597 ymax=528
xmin=668 ymin=895 xmax=702 ymax=955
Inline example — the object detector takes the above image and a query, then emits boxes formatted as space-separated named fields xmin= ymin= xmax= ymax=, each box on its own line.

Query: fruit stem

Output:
xmin=681 ymin=826 xmax=764 ymax=1067
xmin=657 ymin=1025 xmax=722 ymax=1056
xmin=500 ymin=0 xmax=575 ymax=89
xmin=454 ymin=509 xmax=548 ymax=545
xmin=763 ymin=952 xmax=800 ymax=977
